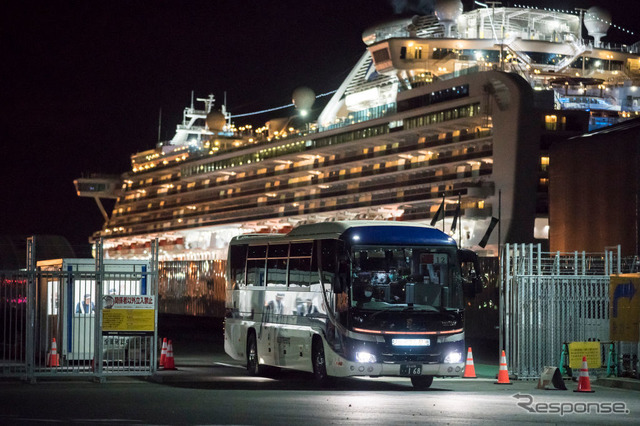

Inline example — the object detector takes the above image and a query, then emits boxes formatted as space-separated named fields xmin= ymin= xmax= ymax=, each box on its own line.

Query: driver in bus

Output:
xmin=355 ymin=285 xmax=376 ymax=306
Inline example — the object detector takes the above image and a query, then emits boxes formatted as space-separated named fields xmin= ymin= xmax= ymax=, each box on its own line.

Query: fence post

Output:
xmin=151 ymin=238 xmax=159 ymax=373
xmin=94 ymin=238 xmax=104 ymax=382
xmin=617 ymin=245 xmax=621 ymax=275
xmin=25 ymin=236 xmax=36 ymax=383
xmin=499 ymin=244 xmax=508 ymax=363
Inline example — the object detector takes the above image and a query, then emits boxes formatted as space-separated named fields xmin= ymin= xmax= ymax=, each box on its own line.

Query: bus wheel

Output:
xmin=246 ymin=332 xmax=262 ymax=375
xmin=411 ymin=376 xmax=434 ymax=390
xmin=312 ymin=339 xmax=330 ymax=386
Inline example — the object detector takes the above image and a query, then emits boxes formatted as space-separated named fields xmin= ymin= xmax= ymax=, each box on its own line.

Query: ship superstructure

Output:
xmin=79 ymin=2 xmax=639 ymax=268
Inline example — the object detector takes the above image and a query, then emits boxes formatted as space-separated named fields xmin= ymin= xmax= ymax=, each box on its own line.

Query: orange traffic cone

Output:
xmin=47 ymin=338 xmax=60 ymax=367
xmin=574 ymin=356 xmax=594 ymax=393
xmin=159 ymin=337 xmax=167 ymax=367
xmin=163 ymin=340 xmax=176 ymax=370
xmin=495 ymin=350 xmax=512 ymax=385
xmin=462 ymin=347 xmax=477 ymax=378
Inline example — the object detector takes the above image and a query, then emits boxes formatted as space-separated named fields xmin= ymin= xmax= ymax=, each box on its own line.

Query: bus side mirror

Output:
xmin=458 ymin=249 xmax=483 ymax=297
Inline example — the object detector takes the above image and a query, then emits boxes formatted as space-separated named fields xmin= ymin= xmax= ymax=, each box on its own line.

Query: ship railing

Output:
xmin=501 ymin=38 xmax=533 ymax=68
xmin=553 ymin=36 xmax=589 ymax=73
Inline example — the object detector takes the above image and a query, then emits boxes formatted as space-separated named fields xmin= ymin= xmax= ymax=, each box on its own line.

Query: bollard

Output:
xmin=607 ymin=343 xmax=618 ymax=377
xmin=558 ymin=343 xmax=570 ymax=376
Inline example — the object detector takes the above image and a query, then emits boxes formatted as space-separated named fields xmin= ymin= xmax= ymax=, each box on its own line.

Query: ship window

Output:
xmin=400 ymin=46 xmax=407 ymax=59
xmin=545 ymin=115 xmax=558 ymax=131
xmin=372 ymin=48 xmax=391 ymax=63
xmin=540 ymin=156 xmax=549 ymax=172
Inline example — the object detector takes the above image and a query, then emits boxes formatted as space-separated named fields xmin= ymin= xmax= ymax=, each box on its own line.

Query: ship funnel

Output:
xmin=584 ymin=6 xmax=611 ymax=47
xmin=434 ymin=0 xmax=463 ymax=38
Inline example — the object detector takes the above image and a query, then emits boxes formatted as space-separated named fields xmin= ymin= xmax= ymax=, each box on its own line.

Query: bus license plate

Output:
xmin=400 ymin=364 xmax=422 ymax=376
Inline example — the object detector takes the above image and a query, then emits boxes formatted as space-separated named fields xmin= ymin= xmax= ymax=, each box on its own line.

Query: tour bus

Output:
xmin=223 ymin=221 xmax=481 ymax=389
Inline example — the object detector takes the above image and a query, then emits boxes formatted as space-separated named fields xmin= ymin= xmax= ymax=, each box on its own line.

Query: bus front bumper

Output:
xmin=326 ymin=353 xmax=465 ymax=378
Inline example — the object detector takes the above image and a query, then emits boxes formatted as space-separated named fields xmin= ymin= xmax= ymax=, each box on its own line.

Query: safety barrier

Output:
xmin=0 ymin=237 xmax=159 ymax=382
xmin=500 ymin=243 xmax=631 ymax=379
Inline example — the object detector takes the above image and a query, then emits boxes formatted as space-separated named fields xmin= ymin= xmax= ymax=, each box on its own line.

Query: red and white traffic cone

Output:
xmin=47 ymin=338 xmax=60 ymax=367
xmin=462 ymin=347 xmax=477 ymax=378
xmin=495 ymin=350 xmax=512 ymax=385
xmin=159 ymin=337 xmax=167 ymax=367
xmin=574 ymin=356 xmax=594 ymax=393
xmin=163 ymin=340 xmax=176 ymax=370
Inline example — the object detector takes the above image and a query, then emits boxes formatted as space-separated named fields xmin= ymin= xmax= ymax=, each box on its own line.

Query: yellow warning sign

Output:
xmin=103 ymin=309 xmax=155 ymax=332
xmin=568 ymin=341 xmax=601 ymax=369
xmin=610 ymin=274 xmax=640 ymax=342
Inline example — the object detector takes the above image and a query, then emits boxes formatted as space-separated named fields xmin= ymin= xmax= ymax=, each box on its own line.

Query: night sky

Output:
xmin=2 ymin=0 xmax=637 ymax=252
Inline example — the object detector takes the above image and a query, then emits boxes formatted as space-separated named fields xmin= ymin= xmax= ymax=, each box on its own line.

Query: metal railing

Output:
xmin=500 ymin=243 xmax=634 ymax=379
xmin=0 ymin=238 xmax=159 ymax=382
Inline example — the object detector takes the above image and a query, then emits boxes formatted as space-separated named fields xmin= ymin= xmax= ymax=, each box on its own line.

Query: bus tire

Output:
xmin=246 ymin=331 xmax=263 ymax=376
xmin=312 ymin=337 xmax=331 ymax=386
xmin=411 ymin=375 xmax=434 ymax=390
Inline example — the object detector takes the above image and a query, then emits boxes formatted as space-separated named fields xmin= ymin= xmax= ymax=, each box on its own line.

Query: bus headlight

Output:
xmin=444 ymin=351 xmax=462 ymax=364
xmin=355 ymin=351 xmax=377 ymax=363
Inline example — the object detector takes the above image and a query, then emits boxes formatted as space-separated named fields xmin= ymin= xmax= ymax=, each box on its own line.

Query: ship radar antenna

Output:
xmin=157 ymin=108 xmax=162 ymax=143
xmin=223 ymin=91 xmax=231 ymax=128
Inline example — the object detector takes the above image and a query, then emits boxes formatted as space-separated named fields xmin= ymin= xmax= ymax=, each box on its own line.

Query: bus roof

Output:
xmin=230 ymin=221 xmax=456 ymax=247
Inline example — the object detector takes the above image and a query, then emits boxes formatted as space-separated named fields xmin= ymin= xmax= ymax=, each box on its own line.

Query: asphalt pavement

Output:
xmin=155 ymin=314 xmax=640 ymax=391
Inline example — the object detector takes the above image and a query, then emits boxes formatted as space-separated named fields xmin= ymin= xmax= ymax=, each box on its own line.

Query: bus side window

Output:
xmin=247 ymin=245 xmax=267 ymax=287
xmin=267 ymin=244 xmax=288 ymax=286
xmin=229 ymin=244 xmax=247 ymax=289
xmin=267 ymin=259 xmax=287 ymax=286
xmin=319 ymin=239 xmax=337 ymax=286
xmin=289 ymin=242 xmax=313 ymax=287
xmin=289 ymin=258 xmax=310 ymax=287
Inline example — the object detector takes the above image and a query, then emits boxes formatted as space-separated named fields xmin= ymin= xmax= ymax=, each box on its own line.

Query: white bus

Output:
xmin=224 ymin=221 xmax=481 ymax=389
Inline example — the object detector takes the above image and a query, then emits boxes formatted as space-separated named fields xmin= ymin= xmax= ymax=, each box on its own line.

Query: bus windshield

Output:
xmin=349 ymin=246 xmax=463 ymax=311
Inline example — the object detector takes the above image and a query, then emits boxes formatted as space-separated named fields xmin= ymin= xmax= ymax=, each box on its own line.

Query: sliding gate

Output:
xmin=0 ymin=238 xmax=159 ymax=381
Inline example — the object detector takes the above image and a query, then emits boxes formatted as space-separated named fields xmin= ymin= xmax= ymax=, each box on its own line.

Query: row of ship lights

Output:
xmin=512 ymin=4 xmax=635 ymax=35
xmin=130 ymin=11 xmax=637 ymax=173
xmin=133 ymin=125 xmax=319 ymax=174
xmin=131 ymin=91 xmax=337 ymax=173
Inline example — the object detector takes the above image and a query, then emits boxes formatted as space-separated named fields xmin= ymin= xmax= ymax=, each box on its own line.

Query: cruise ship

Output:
xmin=75 ymin=2 xmax=639 ymax=314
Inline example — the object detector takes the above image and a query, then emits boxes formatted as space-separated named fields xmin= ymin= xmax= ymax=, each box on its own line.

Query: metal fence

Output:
xmin=0 ymin=237 xmax=159 ymax=382
xmin=500 ymin=243 xmax=632 ymax=379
